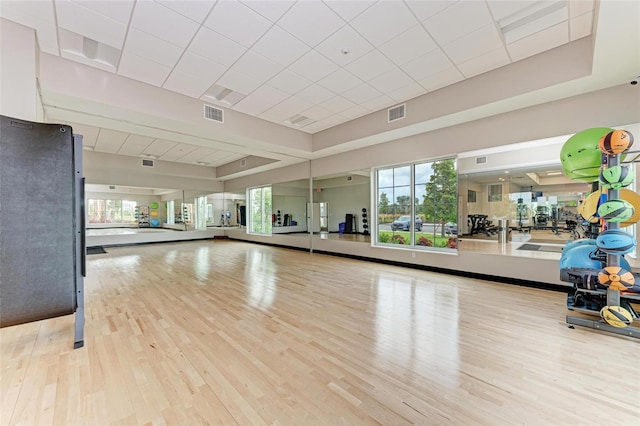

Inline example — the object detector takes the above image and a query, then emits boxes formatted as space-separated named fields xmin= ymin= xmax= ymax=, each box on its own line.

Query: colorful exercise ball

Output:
xmin=597 ymin=199 xmax=634 ymax=223
xmin=150 ymin=202 xmax=159 ymax=209
xmin=598 ymin=266 xmax=635 ymax=291
xmin=600 ymin=305 xmax=633 ymax=328
xmin=599 ymin=165 xmax=634 ymax=190
xmin=560 ymin=127 xmax=613 ymax=182
xmin=595 ymin=229 xmax=636 ymax=255
xmin=578 ymin=189 xmax=640 ymax=226
xmin=150 ymin=218 xmax=160 ymax=227
xmin=598 ymin=129 xmax=634 ymax=155
xmin=559 ymin=245 xmax=603 ymax=270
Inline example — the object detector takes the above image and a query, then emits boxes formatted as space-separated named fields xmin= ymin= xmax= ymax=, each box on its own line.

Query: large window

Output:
xmin=248 ymin=186 xmax=272 ymax=234
xmin=376 ymin=158 xmax=457 ymax=249
xmin=87 ymin=199 xmax=138 ymax=224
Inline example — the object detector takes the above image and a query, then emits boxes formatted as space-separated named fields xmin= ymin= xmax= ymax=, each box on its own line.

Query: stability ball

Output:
xmin=560 ymin=127 xmax=612 ymax=182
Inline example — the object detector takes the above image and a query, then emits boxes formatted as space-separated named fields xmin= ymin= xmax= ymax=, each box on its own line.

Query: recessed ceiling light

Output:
xmin=193 ymin=161 xmax=210 ymax=166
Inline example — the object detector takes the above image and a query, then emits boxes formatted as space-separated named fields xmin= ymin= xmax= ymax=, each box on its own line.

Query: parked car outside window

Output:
xmin=391 ymin=215 xmax=423 ymax=231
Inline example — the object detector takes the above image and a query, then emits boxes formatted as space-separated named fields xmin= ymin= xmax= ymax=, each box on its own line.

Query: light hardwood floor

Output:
xmin=1 ymin=240 xmax=638 ymax=425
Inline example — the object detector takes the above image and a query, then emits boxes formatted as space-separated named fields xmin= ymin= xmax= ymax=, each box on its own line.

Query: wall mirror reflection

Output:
xmin=312 ymin=171 xmax=371 ymax=242
xmin=457 ymin=136 xmax=594 ymax=247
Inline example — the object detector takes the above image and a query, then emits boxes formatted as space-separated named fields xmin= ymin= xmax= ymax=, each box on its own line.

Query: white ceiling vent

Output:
xmin=204 ymin=104 xmax=224 ymax=123
xmin=388 ymin=104 xmax=406 ymax=122
xmin=284 ymin=114 xmax=316 ymax=128
xmin=475 ymin=156 xmax=488 ymax=165
xmin=141 ymin=158 xmax=155 ymax=168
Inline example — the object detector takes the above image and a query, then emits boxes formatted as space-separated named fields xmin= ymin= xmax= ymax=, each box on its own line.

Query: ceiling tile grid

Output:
xmin=2 ymin=0 xmax=598 ymax=163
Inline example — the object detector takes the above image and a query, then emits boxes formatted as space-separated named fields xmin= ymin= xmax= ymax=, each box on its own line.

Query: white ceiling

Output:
xmin=1 ymin=0 xmax=598 ymax=166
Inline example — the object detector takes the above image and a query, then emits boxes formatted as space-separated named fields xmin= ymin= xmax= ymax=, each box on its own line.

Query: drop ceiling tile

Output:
xmin=177 ymin=147 xmax=217 ymax=163
xmin=228 ymin=50 xmax=283 ymax=84
xmin=423 ymin=0 xmax=493 ymax=46
xmin=486 ymin=0 xmax=537 ymax=21
xmin=125 ymin=134 xmax=155 ymax=146
xmin=456 ymin=47 xmax=510 ymax=78
xmin=252 ymin=26 xmax=309 ymax=67
xmin=350 ymin=1 xmax=418 ymax=46
xmin=417 ymin=65 xmax=464 ymax=91
xmin=0 ymin=0 xmax=60 ymax=54
xmin=289 ymin=50 xmax=340 ymax=82
xmin=570 ymin=0 xmax=595 ymax=19
xmin=233 ymin=84 xmax=291 ymax=116
xmin=144 ymin=139 xmax=179 ymax=157
xmin=260 ymin=96 xmax=314 ymax=122
xmin=387 ymin=82 xmax=426 ymax=103
xmin=301 ymin=104 xmax=333 ymax=121
xmin=501 ymin=6 xmax=568 ymax=44
xmin=69 ymin=123 xmax=100 ymax=147
xmin=164 ymin=70 xmax=215 ymax=99
xmin=315 ymin=25 xmax=374 ymax=66
xmin=96 ymin=128 xmax=129 ymax=152
xmin=359 ymin=94 xmax=395 ymax=111
xmin=570 ymin=11 xmax=593 ymax=41
xmin=300 ymin=122 xmax=332 ymax=134
xmin=342 ymin=83 xmax=383 ymax=104
xmin=317 ymin=69 xmax=363 ymax=93
xmin=402 ymin=48 xmax=453 ymax=81
xmin=130 ymin=0 xmax=199 ymax=48
xmin=340 ymin=104 xmax=370 ymax=119
xmin=74 ymin=0 xmax=134 ymax=23
xmin=507 ymin=21 xmax=569 ymax=62
xmin=322 ymin=114 xmax=350 ymax=126
xmin=319 ymin=96 xmax=355 ymax=114
xmin=368 ymin=68 xmax=415 ymax=93
xmin=159 ymin=143 xmax=200 ymax=161
xmin=171 ymin=51 xmax=227 ymax=82
xmin=117 ymin=144 xmax=147 ymax=157
xmin=295 ymin=84 xmax=336 ymax=104
xmin=188 ymin=27 xmax=247 ymax=67
xmin=277 ymin=1 xmax=345 ymax=47
xmin=157 ymin=0 xmax=216 ymax=23
xmin=215 ymin=70 xmax=262 ymax=95
xmin=56 ymin=0 xmax=127 ymax=48
xmin=324 ymin=0 xmax=376 ymax=22
xmin=118 ymin=135 xmax=154 ymax=156
xmin=241 ymin=0 xmax=296 ymax=22
xmin=124 ymin=28 xmax=183 ymax=67
xmin=405 ymin=0 xmax=455 ymax=21
xmin=443 ymin=24 xmax=504 ymax=65
xmin=345 ymin=50 xmax=397 ymax=82
xmin=268 ymin=69 xmax=312 ymax=95
xmin=379 ymin=24 xmax=438 ymax=66
xmin=118 ymin=51 xmax=172 ymax=87
xmin=204 ymin=0 xmax=272 ymax=47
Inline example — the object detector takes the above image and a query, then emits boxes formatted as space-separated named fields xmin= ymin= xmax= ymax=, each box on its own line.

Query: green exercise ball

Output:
xmin=560 ymin=127 xmax=612 ymax=182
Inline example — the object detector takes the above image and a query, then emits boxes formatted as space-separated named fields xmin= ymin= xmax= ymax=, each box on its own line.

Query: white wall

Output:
xmin=314 ymin=183 xmax=370 ymax=232
xmin=0 ymin=18 xmax=37 ymax=121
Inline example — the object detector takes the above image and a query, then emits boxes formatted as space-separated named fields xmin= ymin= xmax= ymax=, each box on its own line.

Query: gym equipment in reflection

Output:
xmin=218 ymin=210 xmax=231 ymax=226
xmin=239 ymin=205 xmax=246 ymax=227
xmin=136 ymin=205 xmax=150 ymax=227
xmin=361 ymin=208 xmax=369 ymax=235
xmin=345 ymin=213 xmax=357 ymax=234
xmin=0 ymin=115 xmax=85 ymax=348
xmin=560 ymin=127 xmax=639 ymax=338
xmin=466 ymin=214 xmax=497 ymax=236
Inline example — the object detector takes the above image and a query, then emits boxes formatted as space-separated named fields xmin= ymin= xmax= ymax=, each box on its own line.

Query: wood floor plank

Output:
xmin=1 ymin=240 xmax=639 ymax=425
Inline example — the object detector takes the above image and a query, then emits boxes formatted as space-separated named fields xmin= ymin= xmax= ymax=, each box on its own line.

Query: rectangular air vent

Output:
xmin=109 ymin=185 xmax=116 ymax=190
xmin=204 ymin=104 xmax=224 ymax=123
xmin=141 ymin=158 xmax=155 ymax=168
xmin=475 ymin=156 xmax=488 ymax=165
xmin=388 ymin=104 xmax=405 ymax=122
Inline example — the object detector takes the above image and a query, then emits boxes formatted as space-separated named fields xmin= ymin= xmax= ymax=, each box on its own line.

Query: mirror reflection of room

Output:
xmin=457 ymin=136 xmax=594 ymax=246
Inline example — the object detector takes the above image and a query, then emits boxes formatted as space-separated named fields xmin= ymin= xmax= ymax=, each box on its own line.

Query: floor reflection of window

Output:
xmin=244 ymin=250 xmax=276 ymax=310
xmin=375 ymin=273 xmax=459 ymax=388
